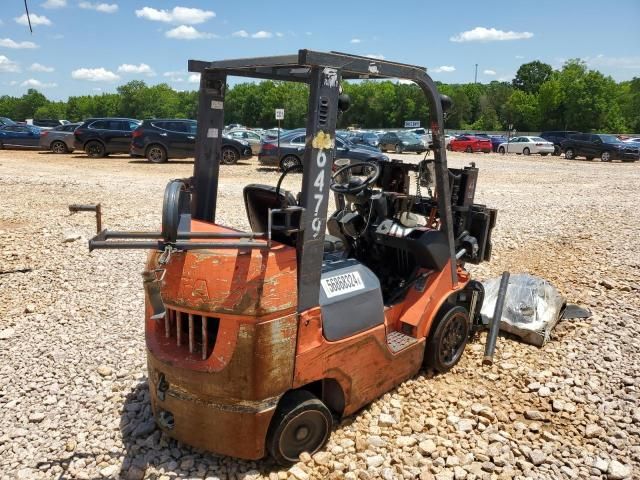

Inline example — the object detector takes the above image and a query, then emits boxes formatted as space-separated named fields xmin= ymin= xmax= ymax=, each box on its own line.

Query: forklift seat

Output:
xmin=243 ymin=184 xmax=298 ymax=246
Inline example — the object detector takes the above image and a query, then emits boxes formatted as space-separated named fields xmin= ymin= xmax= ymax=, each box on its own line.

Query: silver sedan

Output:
xmin=39 ymin=123 xmax=81 ymax=153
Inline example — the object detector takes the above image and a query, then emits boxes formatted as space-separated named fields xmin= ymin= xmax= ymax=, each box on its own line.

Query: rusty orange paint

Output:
xmin=151 ymin=221 xmax=298 ymax=319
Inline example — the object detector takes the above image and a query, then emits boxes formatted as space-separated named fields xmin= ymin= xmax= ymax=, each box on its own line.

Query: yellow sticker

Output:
xmin=312 ymin=131 xmax=334 ymax=150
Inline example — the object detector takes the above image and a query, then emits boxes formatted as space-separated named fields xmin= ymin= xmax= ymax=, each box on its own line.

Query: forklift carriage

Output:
xmin=87 ymin=50 xmax=496 ymax=464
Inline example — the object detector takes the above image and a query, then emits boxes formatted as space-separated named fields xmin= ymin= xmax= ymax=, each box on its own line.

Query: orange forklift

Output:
xmin=86 ymin=50 xmax=496 ymax=464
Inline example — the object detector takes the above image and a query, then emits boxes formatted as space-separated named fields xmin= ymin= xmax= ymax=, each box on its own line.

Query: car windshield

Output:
xmin=598 ymin=134 xmax=621 ymax=143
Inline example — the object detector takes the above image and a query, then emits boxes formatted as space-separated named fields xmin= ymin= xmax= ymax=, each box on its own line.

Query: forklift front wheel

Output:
xmin=424 ymin=305 xmax=470 ymax=373
xmin=267 ymin=390 xmax=333 ymax=466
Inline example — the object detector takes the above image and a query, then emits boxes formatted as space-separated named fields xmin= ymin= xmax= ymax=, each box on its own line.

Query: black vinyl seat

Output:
xmin=243 ymin=184 xmax=298 ymax=246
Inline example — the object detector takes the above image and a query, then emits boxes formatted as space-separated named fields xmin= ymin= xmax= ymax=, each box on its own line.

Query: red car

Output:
xmin=448 ymin=135 xmax=492 ymax=153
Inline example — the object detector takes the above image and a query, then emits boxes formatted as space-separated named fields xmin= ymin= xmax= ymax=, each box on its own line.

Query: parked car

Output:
xmin=497 ymin=136 xmax=554 ymax=155
xmin=444 ymin=134 xmax=456 ymax=148
xmin=448 ymin=135 xmax=491 ymax=153
xmin=130 ymin=119 xmax=252 ymax=164
xmin=539 ymin=130 xmax=580 ymax=156
xmin=0 ymin=117 xmax=16 ymax=127
xmin=264 ymin=127 xmax=289 ymax=140
xmin=39 ymin=123 xmax=81 ymax=153
xmin=226 ymin=128 xmax=263 ymax=155
xmin=74 ymin=118 xmax=141 ymax=158
xmin=0 ymin=124 xmax=42 ymax=149
xmin=348 ymin=131 xmax=380 ymax=148
xmin=378 ymin=131 xmax=427 ymax=154
xmin=561 ymin=133 xmax=639 ymax=162
xmin=258 ymin=131 xmax=388 ymax=171
xmin=27 ymin=118 xmax=70 ymax=130
xmin=408 ymin=128 xmax=433 ymax=146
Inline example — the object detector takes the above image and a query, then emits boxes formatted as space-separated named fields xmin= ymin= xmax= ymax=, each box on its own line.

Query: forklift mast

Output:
xmin=187 ymin=50 xmax=458 ymax=311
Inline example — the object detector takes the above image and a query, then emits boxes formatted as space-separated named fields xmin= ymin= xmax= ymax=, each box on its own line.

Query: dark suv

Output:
xmin=74 ymin=118 xmax=141 ymax=157
xmin=130 ymin=119 xmax=252 ymax=164
xmin=561 ymin=133 xmax=639 ymax=162
xmin=539 ymin=131 xmax=579 ymax=156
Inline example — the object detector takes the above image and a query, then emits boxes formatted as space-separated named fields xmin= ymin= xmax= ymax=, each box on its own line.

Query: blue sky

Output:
xmin=1 ymin=0 xmax=639 ymax=100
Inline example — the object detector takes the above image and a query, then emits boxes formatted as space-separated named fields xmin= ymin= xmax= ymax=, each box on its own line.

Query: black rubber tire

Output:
xmin=523 ymin=147 xmax=530 ymax=155
xmin=552 ymin=145 xmax=561 ymax=156
xmin=267 ymin=390 xmax=332 ymax=466
xmin=540 ymin=153 xmax=548 ymax=156
xmin=395 ymin=144 xmax=403 ymax=154
xmin=465 ymin=146 xmax=473 ymax=153
xmin=51 ymin=140 xmax=68 ymax=154
xmin=564 ymin=148 xmax=575 ymax=160
xmin=280 ymin=155 xmax=301 ymax=172
xmin=498 ymin=146 xmax=505 ymax=154
xmin=424 ymin=305 xmax=470 ymax=373
xmin=85 ymin=140 xmax=106 ymax=158
xmin=221 ymin=146 xmax=239 ymax=165
xmin=601 ymin=151 xmax=611 ymax=162
xmin=146 ymin=144 xmax=168 ymax=164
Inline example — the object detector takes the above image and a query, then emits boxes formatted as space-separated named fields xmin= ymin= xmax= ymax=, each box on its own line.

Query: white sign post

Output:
xmin=275 ymin=109 xmax=285 ymax=164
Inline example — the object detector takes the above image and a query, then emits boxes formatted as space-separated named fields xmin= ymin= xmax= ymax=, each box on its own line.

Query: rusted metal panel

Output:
xmin=148 ymin=358 xmax=276 ymax=460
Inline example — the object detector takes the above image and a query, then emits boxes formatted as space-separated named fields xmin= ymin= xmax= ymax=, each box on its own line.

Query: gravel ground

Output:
xmin=0 ymin=149 xmax=638 ymax=480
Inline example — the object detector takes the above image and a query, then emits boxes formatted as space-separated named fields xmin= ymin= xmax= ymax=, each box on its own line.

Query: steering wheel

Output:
xmin=330 ymin=161 xmax=381 ymax=194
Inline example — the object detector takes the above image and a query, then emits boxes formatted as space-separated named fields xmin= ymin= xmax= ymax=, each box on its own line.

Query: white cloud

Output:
xmin=165 ymin=25 xmax=216 ymax=40
xmin=0 ymin=38 xmax=39 ymax=49
xmin=78 ymin=2 xmax=118 ymax=13
xmin=15 ymin=13 xmax=52 ymax=26
xmin=515 ymin=55 xmax=524 ymax=59
xmin=42 ymin=0 xmax=67 ymax=8
xmin=163 ymin=71 xmax=186 ymax=82
xmin=117 ymin=63 xmax=156 ymax=76
xmin=276 ymin=32 xmax=284 ymax=38
xmin=252 ymin=31 xmax=272 ymax=39
xmin=21 ymin=78 xmax=57 ymax=88
xmin=350 ymin=38 xmax=361 ymax=44
xmin=232 ymin=30 xmax=249 ymax=38
xmin=71 ymin=67 xmax=120 ymax=82
xmin=450 ymin=27 xmax=533 ymax=43
xmin=188 ymin=73 xmax=200 ymax=83
xmin=397 ymin=79 xmax=414 ymax=85
xmin=92 ymin=87 xmax=102 ymax=91
xmin=432 ymin=65 xmax=456 ymax=73
xmin=0 ymin=55 xmax=20 ymax=73
xmin=586 ymin=54 xmax=640 ymax=70
xmin=135 ymin=6 xmax=215 ymax=24
xmin=30 ymin=62 xmax=54 ymax=72
xmin=365 ymin=54 xmax=385 ymax=60
xmin=483 ymin=69 xmax=496 ymax=75
xmin=9 ymin=80 xmax=19 ymax=86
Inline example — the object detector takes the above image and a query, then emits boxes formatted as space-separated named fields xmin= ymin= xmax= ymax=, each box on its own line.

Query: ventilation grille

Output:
xmin=318 ymin=96 xmax=329 ymax=127
xmin=164 ymin=308 xmax=220 ymax=360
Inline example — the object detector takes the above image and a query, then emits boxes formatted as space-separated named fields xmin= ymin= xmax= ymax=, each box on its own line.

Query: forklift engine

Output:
xmin=80 ymin=50 xmax=497 ymax=465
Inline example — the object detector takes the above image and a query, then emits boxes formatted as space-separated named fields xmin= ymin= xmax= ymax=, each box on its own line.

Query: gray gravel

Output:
xmin=0 ymin=149 xmax=638 ymax=479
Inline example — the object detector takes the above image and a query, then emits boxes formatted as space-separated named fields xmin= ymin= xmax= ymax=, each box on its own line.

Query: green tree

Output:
xmin=505 ymin=90 xmax=540 ymax=131
xmin=513 ymin=61 xmax=553 ymax=94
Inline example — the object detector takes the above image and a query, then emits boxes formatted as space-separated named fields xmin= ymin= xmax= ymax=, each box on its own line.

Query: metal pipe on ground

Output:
xmin=483 ymin=271 xmax=510 ymax=365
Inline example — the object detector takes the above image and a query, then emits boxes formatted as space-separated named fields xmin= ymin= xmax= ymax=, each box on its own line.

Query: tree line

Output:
xmin=1 ymin=59 xmax=638 ymax=133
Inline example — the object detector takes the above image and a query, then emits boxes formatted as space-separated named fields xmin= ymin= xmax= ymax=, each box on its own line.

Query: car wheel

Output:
xmin=564 ymin=148 xmax=575 ymax=160
xmin=498 ymin=147 xmax=505 ymax=154
xmin=146 ymin=144 xmax=168 ymax=164
xmin=85 ymin=140 xmax=106 ymax=158
xmin=541 ymin=153 xmax=548 ymax=156
xmin=394 ymin=144 xmax=403 ymax=154
xmin=523 ymin=147 xmax=530 ymax=155
xmin=280 ymin=155 xmax=302 ymax=172
xmin=601 ymin=151 xmax=611 ymax=162
xmin=221 ymin=146 xmax=239 ymax=165
xmin=266 ymin=390 xmax=332 ymax=466
xmin=552 ymin=145 xmax=561 ymax=156
xmin=51 ymin=140 xmax=68 ymax=154
xmin=465 ymin=146 xmax=473 ymax=153
xmin=424 ymin=305 xmax=470 ymax=373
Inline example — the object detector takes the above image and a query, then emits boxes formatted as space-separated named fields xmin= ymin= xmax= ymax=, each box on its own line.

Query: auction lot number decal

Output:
xmin=321 ymin=271 xmax=365 ymax=298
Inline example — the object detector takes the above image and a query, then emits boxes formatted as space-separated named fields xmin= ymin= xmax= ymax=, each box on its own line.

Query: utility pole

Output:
xmin=474 ymin=64 xmax=478 ymax=83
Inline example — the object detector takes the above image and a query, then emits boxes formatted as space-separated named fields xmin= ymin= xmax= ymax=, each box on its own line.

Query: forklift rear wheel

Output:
xmin=424 ymin=305 xmax=470 ymax=373
xmin=267 ymin=390 xmax=332 ymax=466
